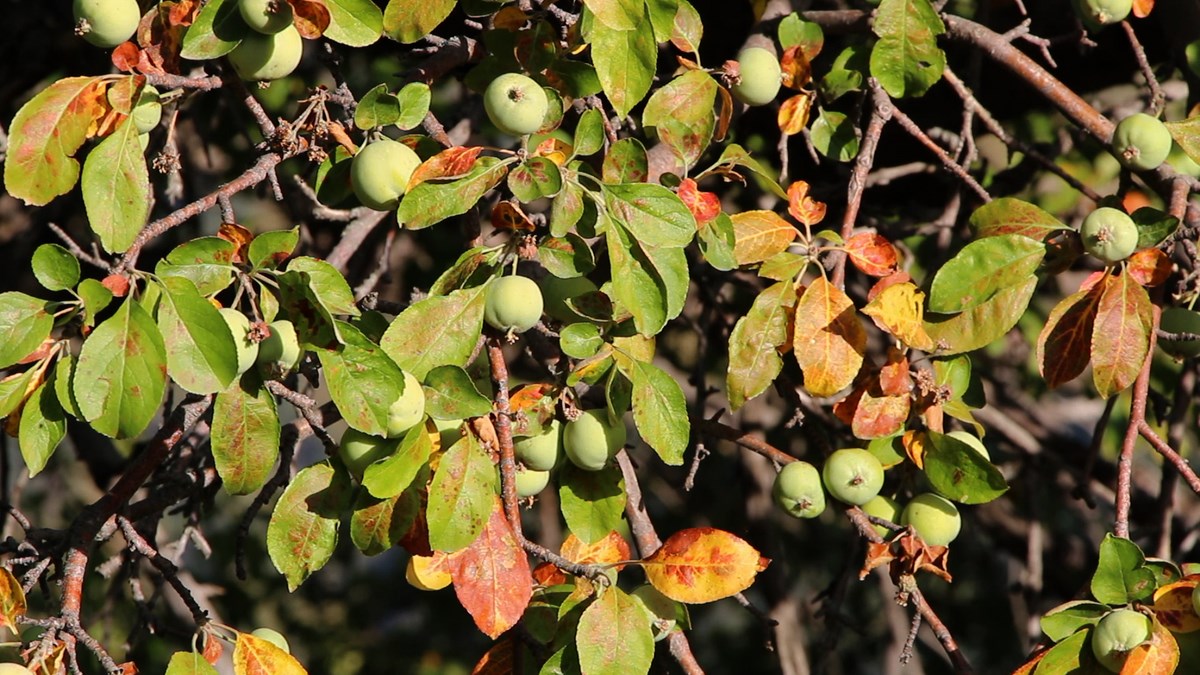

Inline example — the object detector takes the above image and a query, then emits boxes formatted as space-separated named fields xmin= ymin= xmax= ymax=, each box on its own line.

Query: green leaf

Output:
xmin=323 ymin=0 xmax=383 ymax=46
xmin=380 ymin=284 xmax=487 ymax=380
xmin=922 ymin=431 xmax=1007 ymax=504
xmin=317 ymin=321 xmax=408 ymax=436
xmin=82 ymin=118 xmax=151 ymax=253
xmin=641 ymin=70 xmax=717 ymax=167
xmin=1091 ymin=534 xmax=1156 ymax=605
xmin=602 ymin=138 xmax=649 ymax=184
xmin=350 ymin=487 xmax=420 ymax=556
xmin=587 ymin=9 xmax=657 ymax=118
xmin=0 ymin=292 xmax=53 ymax=370
xmin=558 ymin=463 xmax=626 ymax=545
xmin=727 ymin=282 xmax=795 ymax=410
xmin=355 ymin=84 xmax=401 ymax=130
xmin=18 ymin=382 xmax=65 ymax=477
xmin=924 ymin=276 xmax=1036 ymax=355
xmin=778 ymin=13 xmax=824 ymax=52
xmin=928 ymin=234 xmax=1046 ymax=314
xmin=603 ymin=183 xmax=697 ymax=248
xmin=180 ymin=0 xmax=247 ymax=59
xmin=426 ymin=434 xmax=497 ymax=552
xmin=576 ymin=587 xmax=655 ymax=675
xmin=395 ymin=82 xmax=432 ymax=130
xmin=31 ymin=244 xmax=80 ymax=292
xmin=429 ymin=246 xmax=499 ymax=296
xmin=869 ymin=0 xmax=946 ymax=99
xmin=560 ymin=323 xmax=605 ymax=359
xmin=1041 ymin=600 xmax=1109 ymax=642
xmin=422 ymin=365 xmax=492 ymax=420
xmin=574 ymin=109 xmax=605 ymax=157
xmin=820 ymin=42 xmax=871 ymax=101
xmin=247 ymin=227 xmax=299 ymax=269
xmin=1131 ymin=206 xmax=1180 ymax=249
xmin=583 ymin=0 xmax=643 ymax=30
xmin=539 ymin=234 xmax=596 ymax=278
xmin=77 ymin=279 xmax=114 ymax=327
xmin=156 ymin=237 xmax=237 ymax=296
xmin=267 ymin=463 xmax=350 ymax=591
xmin=1030 ymin=630 xmax=1093 ymax=674
xmin=969 ymin=197 xmax=1068 ymax=240
xmin=155 ymin=276 xmax=238 ymax=395
xmin=509 ymin=157 xmax=564 ymax=202
xmin=52 ymin=354 xmax=83 ymax=419
xmin=810 ymin=109 xmax=860 ymax=162
xmin=382 ymin=0 xmax=455 ymax=43
xmin=698 ymin=212 xmax=737 ymax=271
xmin=287 ymin=256 xmax=360 ymax=317
xmin=362 ymin=423 xmax=433 ymax=498
xmin=276 ymin=270 xmax=341 ymax=350
xmin=211 ymin=373 xmax=280 ymax=495
xmin=618 ymin=359 xmax=688 ymax=465
xmin=1166 ymin=115 xmax=1200 ymax=165
xmin=4 ymin=76 xmax=105 ymax=206
xmin=397 ymin=157 xmax=509 ymax=230
xmin=0 ymin=370 xmax=35 ymax=421
xmin=75 ymin=297 xmax=167 ymax=439
xmin=704 ymin=144 xmax=787 ymax=199
xmin=165 ymin=651 xmax=220 ymax=675
xmin=606 ymin=219 xmax=688 ymax=336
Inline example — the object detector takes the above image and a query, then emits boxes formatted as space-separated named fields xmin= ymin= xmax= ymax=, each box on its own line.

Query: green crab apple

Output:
xmin=339 ymin=427 xmax=394 ymax=478
xmin=861 ymin=494 xmax=903 ymax=537
xmin=514 ymin=466 xmax=551 ymax=497
xmin=130 ymin=86 xmax=161 ymax=134
xmin=946 ymin=430 xmax=989 ymax=461
xmin=772 ymin=460 xmax=826 ymax=519
xmin=218 ymin=308 xmax=258 ymax=375
xmin=250 ymin=628 xmax=290 ymax=654
xmin=386 ymin=370 xmax=425 ymax=438
xmin=1113 ymin=113 xmax=1172 ymax=171
xmin=350 ymin=138 xmax=421 ymax=211
xmin=239 ymin=0 xmax=294 ymax=34
xmin=228 ymin=24 xmax=303 ymax=81
xmin=563 ymin=409 xmax=626 ymax=471
xmin=1159 ymin=308 xmax=1200 ymax=358
xmin=902 ymin=493 xmax=961 ymax=547
xmin=73 ymin=0 xmax=139 ymax=48
xmin=541 ymin=275 xmax=599 ymax=322
xmin=485 ymin=275 xmax=544 ymax=333
xmin=514 ymin=419 xmax=561 ymax=471
xmin=256 ymin=320 xmax=301 ymax=373
xmin=484 ymin=73 xmax=549 ymax=136
xmin=1091 ymin=608 xmax=1151 ymax=672
xmin=731 ymin=47 xmax=782 ymax=106
xmin=1080 ymin=207 xmax=1138 ymax=263
xmin=1075 ymin=0 xmax=1132 ymax=26
xmin=822 ymin=448 xmax=885 ymax=506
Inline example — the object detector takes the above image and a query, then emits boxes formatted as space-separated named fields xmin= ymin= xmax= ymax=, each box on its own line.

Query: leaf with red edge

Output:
xmin=852 ymin=380 xmax=910 ymax=440
xmin=779 ymin=45 xmax=813 ymax=89
xmin=232 ymin=632 xmax=306 ymax=675
xmin=290 ymin=0 xmax=330 ymax=37
xmin=641 ymin=527 xmax=770 ymax=604
xmin=786 ymin=180 xmax=827 ymax=226
xmin=217 ymin=222 xmax=253 ymax=264
xmin=1127 ymin=248 xmax=1171 ymax=287
xmin=407 ymin=146 xmax=484 ymax=189
xmin=861 ymin=282 xmax=934 ymax=351
xmin=845 ymin=232 xmax=899 ymax=277
xmin=1121 ymin=616 xmax=1179 ymax=674
xmin=730 ymin=210 xmax=797 ymax=265
xmin=1152 ymin=579 xmax=1200 ymax=633
xmin=777 ymin=93 xmax=813 ymax=136
xmin=879 ymin=347 xmax=911 ymax=396
xmin=561 ymin=531 xmax=632 ymax=570
xmin=677 ymin=178 xmax=720 ymax=225
xmin=448 ymin=498 xmax=533 ymax=638
xmin=793 ymin=276 xmax=865 ymax=397
xmin=0 ymin=568 xmax=26 ymax=635
xmin=1037 ymin=285 xmax=1103 ymax=389
xmin=1133 ymin=0 xmax=1155 ymax=17
xmin=1092 ymin=273 xmax=1153 ymax=398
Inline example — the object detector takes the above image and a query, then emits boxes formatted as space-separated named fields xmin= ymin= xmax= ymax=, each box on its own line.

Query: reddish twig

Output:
xmin=833 ymin=81 xmax=893 ymax=289
xmin=1115 ymin=306 xmax=1159 ymax=539
xmin=910 ymin=586 xmax=974 ymax=674
xmin=486 ymin=337 xmax=524 ymax=538
xmin=695 ymin=418 xmax=797 ymax=466
xmin=1139 ymin=421 xmax=1200 ymax=494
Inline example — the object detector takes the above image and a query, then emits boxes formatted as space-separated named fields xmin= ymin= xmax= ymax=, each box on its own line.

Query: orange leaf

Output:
xmin=1037 ymin=284 xmax=1103 ymax=389
xmin=448 ymin=498 xmax=533 ymax=638
xmin=678 ymin=178 xmax=721 ymax=225
xmin=1127 ymin=248 xmax=1171 ymax=287
xmin=1121 ymin=616 xmax=1179 ymax=674
xmin=786 ymin=180 xmax=826 ymax=226
xmin=217 ymin=222 xmax=253 ymax=264
xmin=1092 ymin=272 xmax=1153 ymax=398
xmin=491 ymin=201 xmax=534 ymax=232
xmin=861 ymin=282 xmax=934 ymax=351
xmin=102 ymin=274 xmax=131 ymax=297
xmin=0 ymin=568 xmax=26 ymax=635
xmin=560 ymin=531 xmax=632 ymax=570
xmin=852 ymin=382 xmax=910 ymax=440
xmin=232 ymin=632 xmax=306 ymax=675
xmin=471 ymin=636 xmax=521 ymax=675
xmin=532 ymin=562 xmax=567 ymax=586
xmin=1132 ymin=0 xmax=1154 ymax=17
xmin=642 ymin=527 xmax=769 ymax=604
xmin=408 ymin=147 xmax=484 ymax=189
xmin=845 ymin=232 xmax=899 ymax=277
xmin=532 ymin=137 xmax=571 ymax=166
xmin=793 ymin=276 xmax=865 ymax=397
xmin=777 ymin=93 xmax=813 ymax=136
xmin=730 ymin=210 xmax=797 ymax=265
xmin=409 ymin=552 xmax=453 ymax=590
xmin=1152 ymin=580 xmax=1200 ymax=633
xmin=201 ymin=629 xmax=224 ymax=664
xmin=903 ymin=430 xmax=928 ymax=470
xmin=289 ymin=0 xmax=330 ymax=38
xmin=779 ymin=46 xmax=812 ymax=90
xmin=879 ymin=347 xmax=911 ymax=396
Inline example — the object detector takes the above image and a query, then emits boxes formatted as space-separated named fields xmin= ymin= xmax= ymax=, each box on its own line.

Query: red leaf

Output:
xmin=1037 ymin=284 xmax=1103 ymax=389
xmin=290 ymin=0 xmax=330 ymax=38
xmin=845 ymin=232 xmax=899 ymax=277
xmin=852 ymin=378 xmax=910 ymax=440
xmin=1151 ymin=580 xmax=1200 ymax=633
xmin=879 ymin=347 xmax=911 ymax=396
xmin=1127 ymin=248 xmax=1171 ymax=287
xmin=490 ymin=201 xmax=534 ymax=232
xmin=408 ymin=147 xmax=484 ymax=189
xmin=1091 ymin=272 xmax=1153 ymax=398
xmin=678 ymin=178 xmax=720 ymax=225
xmin=448 ymin=499 xmax=533 ymax=638
xmin=102 ymin=274 xmax=132 ymax=297
xmin=786 ymin=180 xmax=826 ymax=226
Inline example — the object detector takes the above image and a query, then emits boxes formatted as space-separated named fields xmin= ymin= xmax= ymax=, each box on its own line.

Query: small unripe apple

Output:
xmin=1160 ymin=308 xmax=1200 ymax=359
xmin=73 ymin=0 xmax=140 ymax=48
xmin=541 ymin=275 xmax=599 ymax=322
xmin=386 ymin=370 xmax=425 ymax=438
xmin=250 ymin=628 xmax=290 ymax=654
xmin=514 ymin=466 xmax=551 ymax=497
xmin=946 ymin=430 xmax=989 ymax=461
xmin=822 ymin=448 xmax=885 ymax=506
xmin=902 ymin=493 xmax=961 ymax=547
xmin=256 ymin=320 xmax=302 ymax=373
xmin=732 ymin=47 xmax=782 ymax=106
xmin=339 ymin=427 xmax=394 ymax=478
xmin=563 ymin=409 xmax=626 ymax=471
xmin=861 ymin=494 xmax=903 ymax=537
xmin=219 ymin=308 xmax=259 ymax=375
xmin=772 ymin=461 xmax=826 ymax=519
xmin=1091 ymin=608 xmax=1151 ymax=672
xmin=485 ymin=276 xmax=544 ymax=333
xmin=1080 ymin=207 xmax=1138 ymax=263
xmin=351 ymin=139 xmax=421 ymax=211
xmin=514 ymin=419 xmax=561 ymax=471
xmin=632 ymin=584 xmax=679 ymax=641
xmin=239 ymin=0 xmax=294 ymax=34
xmin=228 ymin=24 xmax=303 ymax=81
xmin=484 ymin=73 xmax=549 ymax=136
xmin=130 ymin=86 xmax=161 ymax=134
xmin=0 ymin=664 xmax=34 ymax=675
xmin=1075 ymin=0 xmax=1132 ymax=27
xmin=1113 ymin=113 xmax=1172 ymax=171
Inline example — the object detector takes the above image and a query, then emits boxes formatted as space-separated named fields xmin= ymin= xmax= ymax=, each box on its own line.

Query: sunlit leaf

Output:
xmin=642 ymin=527 xmax=769 ymax=604
xmin=793 ymin=276 xmax=865 ymax=397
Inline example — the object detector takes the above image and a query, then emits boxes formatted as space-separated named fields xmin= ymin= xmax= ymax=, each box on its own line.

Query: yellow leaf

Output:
xmin=407 ymin=553 xmax=453 ymax=591
xmin=793 ymin=277 xmax=865 ymax=397
xmin=730 ymin=210 xmax=797 ymax=266
xmin=641 ymin=527 xmax=769 ymax=604
xmin=1152 ymin=580 xmax=1200 ymax=633
xmin=560 ymin=531 xmax=632 ymax=569
xmin=0 ymin=567 xmax=26 ymax=635
xmin=233 ymin=632 xmax=307 ymax=675
xmin=861 ymin=282 xmax=934 ymax=351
